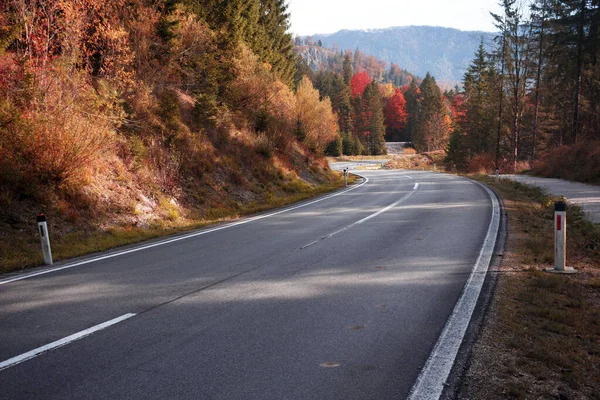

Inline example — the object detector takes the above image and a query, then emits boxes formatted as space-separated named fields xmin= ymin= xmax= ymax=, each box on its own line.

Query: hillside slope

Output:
xmin=0 ymin=2 xmax=342 ymax=272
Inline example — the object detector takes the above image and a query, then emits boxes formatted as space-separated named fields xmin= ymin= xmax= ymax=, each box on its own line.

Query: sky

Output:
xmin=287 ymin=0 xmax=504 ymax=36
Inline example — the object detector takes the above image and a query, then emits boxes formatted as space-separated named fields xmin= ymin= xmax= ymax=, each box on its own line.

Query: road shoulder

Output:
xmin=455 ymin=176 xmax=600 ymax=399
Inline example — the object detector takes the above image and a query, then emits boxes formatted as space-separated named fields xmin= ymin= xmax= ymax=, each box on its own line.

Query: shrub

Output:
xmin=533 ymin=141 xmax=600 ymax=184
xmin=0 ymin=69 xmax=118 ymax=193
xmin=467 ymin=153 xmax=495 ymax=174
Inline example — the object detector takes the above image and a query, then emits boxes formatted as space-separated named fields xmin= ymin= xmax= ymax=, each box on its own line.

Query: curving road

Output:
xmin=0 ymin=170 xmax=498 ymax=399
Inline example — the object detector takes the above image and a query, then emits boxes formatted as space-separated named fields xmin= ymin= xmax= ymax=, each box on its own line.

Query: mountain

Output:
xmin=305 ymin=26 xmax=494 ymax=85
xmin=295 ymin=45 xmax=337 ymax=71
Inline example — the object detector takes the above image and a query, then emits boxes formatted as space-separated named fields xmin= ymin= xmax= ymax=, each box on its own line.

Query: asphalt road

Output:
xmin=0 ymin=170 xmax=496 ymax=400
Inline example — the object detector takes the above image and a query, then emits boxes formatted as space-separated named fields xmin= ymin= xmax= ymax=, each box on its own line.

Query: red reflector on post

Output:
xmin=557 ymin=215 xmax=562 ymax=231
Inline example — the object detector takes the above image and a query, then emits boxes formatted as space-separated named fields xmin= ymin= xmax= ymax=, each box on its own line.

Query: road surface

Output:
xmin=0 ymin=170 xmax=499 ymax=399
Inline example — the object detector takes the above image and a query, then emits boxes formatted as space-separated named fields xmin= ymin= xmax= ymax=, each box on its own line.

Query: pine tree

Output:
xmin=414 ymin=73 xmax=450 ymax=152
xmin=492 ymin=0 xmax=532 ymax=171
xmin=343 ymin=53 xmax=353 ymax=85
xmin=404 ymin=80 xmax=420 ymax=144
xmin=362 ymin=81 xmax=387 ymax=155
xmin=462 ymin=41 xmax=499 ymax=156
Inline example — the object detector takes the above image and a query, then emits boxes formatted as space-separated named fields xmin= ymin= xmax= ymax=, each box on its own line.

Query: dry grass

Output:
xmin=459 ymin=176 xmax=600 ymax=400
xmin=0 ymin=174 xmax=351 ymax=273
xmin=383 ymin=154 xmax=445 ymax=171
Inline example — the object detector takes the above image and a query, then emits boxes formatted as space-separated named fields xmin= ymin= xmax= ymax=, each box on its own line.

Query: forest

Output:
xmin=295 ymin=41 xmax=459 ymax=158
xmin=448 ymin=0 xmax=600 ymax=180
xmin=299 ymin=0 xmax=600 ymax=182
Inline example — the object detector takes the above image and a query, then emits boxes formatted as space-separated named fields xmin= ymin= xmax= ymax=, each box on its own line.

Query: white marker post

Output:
xmin=546 ymin=201 xmax=576 ymax=274
xmin=343 ymin=168 xmax=348 ymax=187
xmin=37 ymin=213 xmax=53 ymax=265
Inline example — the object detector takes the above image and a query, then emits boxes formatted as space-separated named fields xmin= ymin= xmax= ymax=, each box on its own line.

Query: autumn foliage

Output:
xmin=350 ymin=71 xmax=371 ymax=97
xmin=384 ymin=88 xmax=408 ymax=141
xmin=0 ymin=0 xmax=341 ymax=244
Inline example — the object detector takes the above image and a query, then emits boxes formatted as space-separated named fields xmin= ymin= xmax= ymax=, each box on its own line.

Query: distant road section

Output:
xmin=385 ymin=142 xmax=407 ymax=155
xmin=501 ymin=175 xmax=600 ymax=223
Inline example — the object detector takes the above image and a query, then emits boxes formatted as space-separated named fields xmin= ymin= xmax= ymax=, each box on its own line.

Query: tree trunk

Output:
xmin=571 ymin=0 xmax=586 ymax=144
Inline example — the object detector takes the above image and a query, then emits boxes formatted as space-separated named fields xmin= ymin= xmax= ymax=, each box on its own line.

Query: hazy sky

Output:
xmin=287 ymin=0 xmax=503 ymax=36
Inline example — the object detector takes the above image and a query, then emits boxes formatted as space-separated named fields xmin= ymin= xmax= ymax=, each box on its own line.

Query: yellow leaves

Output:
xmin=295 ymin=76 xmax=339 ymax=154
xmin=379 ymin=83 xmax=395 ymax=99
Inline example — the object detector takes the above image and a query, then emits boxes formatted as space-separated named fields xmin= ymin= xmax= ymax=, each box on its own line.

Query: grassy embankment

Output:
xmin=0 ymin=173 xmax=358 ymax=274
xmin=460 ymin=176 xmax=600 ymax=399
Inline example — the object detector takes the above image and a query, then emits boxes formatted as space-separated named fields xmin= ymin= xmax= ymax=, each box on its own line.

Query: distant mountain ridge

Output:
xmin=304 ymin=26 xmax=494 ymax=85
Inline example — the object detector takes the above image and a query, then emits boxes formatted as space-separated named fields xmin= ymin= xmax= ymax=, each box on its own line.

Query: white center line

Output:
xmin=301 ymin=181 xmax=419 ymax=248
xmin=0 ymin=313 xmax=136 ymax=372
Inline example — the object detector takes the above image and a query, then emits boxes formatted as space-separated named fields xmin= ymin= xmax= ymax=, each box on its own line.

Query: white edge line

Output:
xmin=0 ymin=313 xmax=136 ymax=371
xmin=0 ymin=176 xmax=370 ymax=286
xmin=408 ymin=180 xmax=500 ymax=400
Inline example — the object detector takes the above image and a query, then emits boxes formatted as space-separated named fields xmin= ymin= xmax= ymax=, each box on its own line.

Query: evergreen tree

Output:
xmin=255 ymin=0 xmax=296 ymax=86
xmin=343 ymin=53 xmax=353 ymax=85
xmin=182 ymin=0 xmax=296 ymax=87
xmin=403 ymin=79 xmax=420 ymax=144
xmin=330 ymin=74 xmax=353 ymax=135
xmin=414 ymin=73 xmax=450 ymax=152
xmin=492 ymin=0 xmax=532 ymax=171
xmin=325 ymin=135 xmax=343 ymax=156
xmin=462 ymin=41 xmax=499 ymax=156
xmin=362 ymin=81 xmax=387 ymax=155
xmin=446 ymin=42 xmax=500 ymax=169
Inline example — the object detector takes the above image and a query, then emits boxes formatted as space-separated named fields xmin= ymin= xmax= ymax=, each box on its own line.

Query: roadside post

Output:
xmin=495 ymin=168 xmax=499 ymax=182
xmin=434 ymin=163 xmax=437 ymax=172
xmin=343 ymin=168 xmax=348 ymax=187
xmin=546 ymin=201 xmax=576 ymax=274
xmin=37 ymin=213 xmax=53 ymax=265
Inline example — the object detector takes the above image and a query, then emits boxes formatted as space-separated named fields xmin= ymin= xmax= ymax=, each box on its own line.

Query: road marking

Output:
xmin=408 ymin=181 xmax=500 ymax=400
xmin=301 ymin=240 xmax=318 ymax=249
xmin=0 ymin=313 xmax=136 ymax=371
xmin=414 ymin=183 xmax=419 ymax=190
xmin=301 ymin=181 xmax=419 ymax=248
xmin=0 ymin=176 xmax=371 ymax=286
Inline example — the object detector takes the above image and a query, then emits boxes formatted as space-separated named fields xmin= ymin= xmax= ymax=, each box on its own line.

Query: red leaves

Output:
xmin=384 ymin=88 xmax=408 ymax=131
xmin=350 ymin=71 xmax=371 ymax=97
